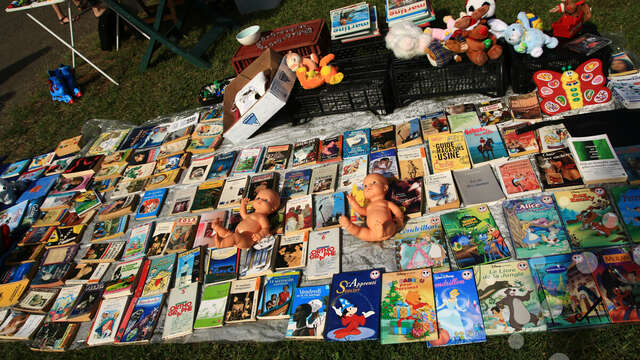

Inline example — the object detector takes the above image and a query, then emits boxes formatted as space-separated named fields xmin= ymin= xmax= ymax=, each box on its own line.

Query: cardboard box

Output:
xmin=223 ymin=49 xmax=295 ymax=144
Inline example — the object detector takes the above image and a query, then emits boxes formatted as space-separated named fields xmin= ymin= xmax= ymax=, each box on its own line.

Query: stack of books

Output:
xmin=385 ymin=0 xmax=435 ymax=27
xmin=330 ymin=2 xmax=380 ymax=43
xmin=609 ymin=73 xmax=640 ymax=109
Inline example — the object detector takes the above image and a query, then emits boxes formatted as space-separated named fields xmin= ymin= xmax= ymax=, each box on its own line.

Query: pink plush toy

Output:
xmin=425 ymin=16 xmax=457 ymax=41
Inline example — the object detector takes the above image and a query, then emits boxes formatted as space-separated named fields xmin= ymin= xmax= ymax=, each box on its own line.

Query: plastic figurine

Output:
xmin=339 ymin=173 xmax=404 ymax=242
xmin=198 ymin=78 xmax=232 ymax=106
xmin=212 ymin=188 xmax=281 ymax=249
xmin=285 ymin=51 xmax=302 ymax=72
xmin=494 ymin=12 xmax=558 ymax=58
xmin=385 ymin=21 xmax=433 ymax=60
xmin=294 ymin=52 xmax=343 ymax=89
xmin=550 ymin=0 xmax=592 ymax=39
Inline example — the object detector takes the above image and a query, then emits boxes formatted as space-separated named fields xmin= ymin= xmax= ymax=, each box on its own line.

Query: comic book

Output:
xmin=174 ymin=247 xmax=203 ymax=288
xmin=343 ymin=128 xmax=371 ymax=158
xmin=370 ymin=125 xmax=396 ymax=153
xmin=473 ymin=261 xmax=547 ymax=335
xmin=116 ymin=294 xmax=164 ymax=344
xmin=610 ymin=185 xmax=640 ymax=243
xmin=592 ymin=247 xmax=640 ymax=323
xmin=274 ymin=232 xmax=308 ymax=271
xmin=306 ymin=229 xmax=341 ymax=281
xmin=205 ymin=247 xmax=239 ymax=284
xmin=440 ymin=205 xmax=511 ymax=268
xmin=369 ymin=149 xmax=399 ymax=179
xmin=141 ymin=253 xmax=176 ymax=297
xmin=393 ymin=215 xmax=450 ymax=273
xmin=338 ymin=155 xmax=367 ymax=189
xmin=194 ymin=282 xmax=231 ymax=329
xmin=87 ymin=297 xmax=129 ymax=346
xmin=257 ymin=271 xmax=300 ymax=319
xmin=224 ymin=277 xmax=261 ymax=323
xmin=428 ymin=132 xmax=471 ymax=173
xmin=310 ymin=164 xmax=338 ymax=195
xmin=314 ymin=192 xmax=346 ymax=230
xmin=283 ymin=169 xmax=311 ymax=199
xmin=463 ymin=125 xmax=509 ymax=166
xmin=286 ymin=285 xmax=330 ymax=340
xmin=238 ymin=236 xmax=276 ymax=279
xmin=262 ymin=145 xmax=291 ymax=171
xmin=162 ymin=283 xmax=198 ymax=339
xmin=325 ymin=269 xmax=383 ymax=341
xmin=495 ymin=158 xmax=542 ymax=198
xmin=397 ymin=147 xmax=428 ymax=180
xmin=390 ymin=177 xmax=423 ymax=218
xmin=477 ymin=98 xmax=511 ymax=126
xmin=318 ymin=136 xmax=343 ymax=164
xmin=426 ymin=171 xmax=460 ymax=213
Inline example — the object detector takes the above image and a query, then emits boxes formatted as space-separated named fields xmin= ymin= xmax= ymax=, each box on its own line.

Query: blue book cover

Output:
xmin=286 ymin=285 xmax=330 ymax=339
xmin=610 ymin=185 xmax=640 ymax=243
xmin=20 ymin=197 xmax=43 ymax=227
xmin=1 ymin=159 xmax=30 ymax=179
xmin=17 ymin=167 xmax=46 ymax=182
xmin=118 ymin=294 xmax=164 ymax=343
xmin=142 ymin=124 xmax=170 ymax=148
xmin=175 ymin=247 xmax=202 ymax=288
xmin=0 ymin=262 xmax=36 ymax=284
xmin=135 ymin=188 xmax=167 ymax=220
xmin=208 ymin=151 xmax=237 ymax=180
xmin=206 ymin=247 xmax=239 ymax=284
xmin=324 ymin=268 xmax=383 ymax=341
xmin=314 ymin=192 xmax=346 ymax=230
xmin=614 ymin=145 xmax=640 ymax=184
xmin=17 ymin=175 xmax=59 ymax=203
xmin=119 ymin=126 xmax=153 ymax=150
xmin=369 ymin=149 xmax=399 ymax=179
xmin=283 ymin=169 xmax=311 ymax=199
xmin=331 ymin=3 xmax=371 ymax=36
xmin=463 ymin=125 xmax=509 ymax=166
xmin=428 ymin=269 xmax=486 ymax=347
xmin=343 ymin=129 xmax=371 ymax=158
xmin=0 ymin=201 xmax=28 ymax=231
xmin=257 ymin=271 xmax=300 ymax=319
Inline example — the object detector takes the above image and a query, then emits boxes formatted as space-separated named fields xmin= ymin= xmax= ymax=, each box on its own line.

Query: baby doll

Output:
xmin=339 ymin=174 xmax=404 ymax=242
xmin=212 ymin=188 xmax=281 ymax=249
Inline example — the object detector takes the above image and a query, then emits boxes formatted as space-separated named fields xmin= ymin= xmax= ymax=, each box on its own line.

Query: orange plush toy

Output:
xmin=292 ymin=52 xmax=344 ymax=90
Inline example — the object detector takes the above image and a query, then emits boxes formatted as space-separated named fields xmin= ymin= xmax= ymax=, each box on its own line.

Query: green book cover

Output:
xmin=610 ymin=185 xmax=640 ymax=243
xmin=194 ymin=282 xmax=231 ymax=329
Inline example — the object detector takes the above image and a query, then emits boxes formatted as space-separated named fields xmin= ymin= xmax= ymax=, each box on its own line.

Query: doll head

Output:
xmin=362 ymin=174 xmax=389 ymax=201
xmin=252 ymin=188 xmax=281 ymax=215
xmin=465 ymin=0 xmax=496 ymax=19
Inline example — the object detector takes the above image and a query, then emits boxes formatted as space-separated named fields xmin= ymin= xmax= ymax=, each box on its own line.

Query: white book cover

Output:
xmin=182 ymin=154 xmax=215 ymax=185
xmin=162 ymin=283 xmax=198 ymax=339
xmin=239 ymin=236 xmax=276 ymax=279
xmin=568 ymin=134 xmax=628 ymax=184
xmin=0 ymin=312 xmax=45 ymax=340
xmin=537 ymin=123 xmax=570 ymax=153
xmin=305 ymin=228 xmax=340 ymax=281
xmin=425 ymin=171 xmax=460 ymax=213
xmin=338 ymin=154 xmax=367 ymax=190
xmin=224 ymin=278 xmax=261 ymax=323
xmin=169 ymin=186 xmax=198 ymax=215
xmin=217 ymin=176 xmax=248 ymax=208
xmin=87 ymin=296 xmax=129 ymax=346
xmin=310 ymin=163 xmax=338 ymax=195
xmin=397 ymin=146 xmax=429 ymax=180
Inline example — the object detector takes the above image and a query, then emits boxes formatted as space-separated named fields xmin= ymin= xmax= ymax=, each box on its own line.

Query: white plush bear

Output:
xmin=385 ymin=21 xmax=432 ymax=60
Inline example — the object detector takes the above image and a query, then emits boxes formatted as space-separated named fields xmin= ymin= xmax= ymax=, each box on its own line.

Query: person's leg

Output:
xmin=52 ymin=4 xmax=69 ymax=24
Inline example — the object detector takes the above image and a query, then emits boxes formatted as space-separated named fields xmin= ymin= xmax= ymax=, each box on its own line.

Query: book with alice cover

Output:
xmin=534 ymin=148 xmax=584 ymax=191
xmin=141 ymin=253 xmax=176 ymax=297
xmin=207 ymin=151 xmax=236 ymax=181
xmin=206 ymin=247 xmax=239 ymax=284
xmin=224 ymin=277 xmax=261 ymax=323
xmin=503 ymin=195 xmax=572 ymax=259
xmin=162 ymin=283 xmax=198 ymax=339
xmin=397 ymin=147 xmax=428 ymax=180
xmin=568 ymin=134 xmax=628 ymax=184
xmin=420 ymin=112 xmax=450 ymax=139
xmin=554 ymin=187 xmax=628 ymax=249
xmin=14 ymin=287 xmax=59 ymax=314
xmin=428 ymin=270 xmax=486 ymax=347
xmin=47 ymin=284 xmax=83 ymax=322
xmin=193 ymin=210 xmax=227 ymax=248
xmin=169 ymin=186 xmax=197 ymax=215
xmin=147 ymin=221 xmax=174 ymax=257
xmin=66 ymin=283 xmax=105 ymax=322
xmin=232 ymin=147 xmax=264 ymax=175
xmin=292 ymin=139 xmax=319 ymax=168
xmin=190 ymin=180 xmax=224 ymax=213
xmin=218 ymin=176 xmax=248 ymax=208
xmin=464 ymin=125 xmax=509 ymax=166
xmin=390 ymin=177 xmax=423 ymax=218
xmin=495 ymin=158 xmax=542 ymax=198
xmin=257 ymin=271 xmax=300 ymax=320
xmin=275 ymin=232 xmax=308 ymax=271
xmin=283 ymin=169 xmax=311 ymax=199
xmin=315 ymin=191 xmax=346 ymax=231
xmin=66 ymin=263 xmax=110 ymax=285
xmin=446 ymin=103 xmax=481 ymax=133
xmin=31 ymin=263 xmax=73 ymax=288
xmin=87 ymin=129 xmax=130 ymax=156
xmin=343 ymin=128 xmax=370 ymax=158
xmin=261 ymin=144 xmax=291 ymax=171
xmin=0 ymin=311 xmax=45 ymax=340
xmin=499 ymin=122 xmax=540 ymax=158
xmin=369 ymin=149 xmax=399 ymax=179
xmin=30 ymin=322 xmax=79 ymax=352
xmin=174 ymin=247 xmax=203 ymax=288
xmin=440 ymin=204 xmax=511 ymax=268
xmin=80 ymin=242 xmax=125 ymax=263
xmin=116 ymin=294 xmax=164 ymax=344
xmin=286 ymin=285 xmax=330 ymax=340
xmin=393 ymin=215 xmax=450 ymax=272
xmin=310 ymin=164 xmax=338 ymax=195
xmin=92 ymin=216 xmax=128 ymax=242
xmin=528 ymin=254 xmax=610 ymax=330
xmin=537 ymin=123 xmax=570 ymax=153
xmin=194 ymin=282 xmax=231 ymax=329
xmin=380 ymin=269 xmax=438 ymax=344
xmin=123 ymin=223 xmax=152 ymax=260
xmin=324 ymin=268 xmax=383 ymax=342
xmin=428 ymin=132 xmax=470 ymax=173
xmin=615 ymin=145 xmax=640 ymax=184
xmin=164 ymin=216 xmax=198 ymax=254
xmin=477 ymin=98 xmax=512 ymax=126
xmin=86 ymin=296 xmax=129 ymax=346
xmin=610 ymin=185 xmax=640 ymax=243
xmin=0 ymin=279 xmax=29 ymax=307
xmin=396 ymin=118 xmax=422 ymax=149
xmin=370 ymin=125 xmax=396 ymax=152
xmin=306 ymin=229 xmax=340 ymax=281
xmin=239 ymin=236 xmax=276 ymax=279
xmin=247 ymin=172 xmax=279 ymax=200
xmin=285 ymin=195 xmax=313 ymax=234
xmin=473 ymin=261 xmax=547 ymax=336
xmin=182 ymin=153 xmax=215 ymax=185
xmin=103 ymin=258 xmax=144 ymax=299
xmin=508 ymin=92 xmax=542 ymax=122
xmin=135 ymin=188 xmax=167 ymax=221
xmin=55 ymin=135 xmax=82 ymax=157
xmin=339 ymin=154 xmax=367 ymax=189
xmin=62 ymin=155 xmax=103 ymax=179
xmin=592 ymin=247 xmax=640 ymax=323
xmin=453 ymin=166 xmax=505 ymax=206
xmin=318 ymin=135 xmax=343 ymax=164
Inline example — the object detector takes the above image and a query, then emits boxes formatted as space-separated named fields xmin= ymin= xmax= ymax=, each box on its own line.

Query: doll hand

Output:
xmin=241 ymin=198 xmax=250 ymax=207
xmin=251 ymin=233 xmax=263 ymax=242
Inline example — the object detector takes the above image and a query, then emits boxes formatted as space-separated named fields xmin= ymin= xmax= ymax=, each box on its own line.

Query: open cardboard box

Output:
xmin=223 ymin=49 xmax=295 ymax=144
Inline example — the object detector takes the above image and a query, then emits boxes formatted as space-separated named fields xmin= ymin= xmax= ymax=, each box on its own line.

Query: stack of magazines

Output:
xmin=330 ymin=2 xmax=380 ymax=43
xmin=385 ymin=0 xmax=435 ymax=27
xmin=609 ymin=73 xmax=640 ymax=109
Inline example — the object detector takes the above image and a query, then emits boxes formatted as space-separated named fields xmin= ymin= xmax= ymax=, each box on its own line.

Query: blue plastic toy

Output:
xmin=48 ymin=64 xmax=82 ymax=104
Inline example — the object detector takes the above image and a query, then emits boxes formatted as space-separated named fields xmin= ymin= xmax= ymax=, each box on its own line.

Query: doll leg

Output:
xmin=233 ymin=232 xmax=256 ymax=250
xmin=339 ymin=216 xmax=385 ymax=242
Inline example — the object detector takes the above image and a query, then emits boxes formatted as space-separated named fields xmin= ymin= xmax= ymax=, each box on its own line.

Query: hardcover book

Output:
xmin=369 ymin=149 xmax=399 ymax=179
xmin=338 ymin=154 xmax=367 ymax=189
xmin=446 ymin=103 xmax=481 ymax=132
xmin=592 ymin=247 xmax=640 ymax=323
xmin=238 ymin=236 xmax=276 ymax=279
xmin=419 ymin=111 xmax=449 ymax=139
xmin=292 ymin=139 xmax=319 ymax=168
xmin=568 ymin=134 xmax=628 ymax=184
xmin=615 ymin=145 xmax=640 ymax=184
xmin=1 ymin=159 xmax=29 ymax=179
xmin=283 ymin=169 xmax=311 ymax=199
xmin=464 ymin=125 xmax=509 ymax=166
xmin=116 ymin=294 xmax=164 ymax=344
xmin=285 ymin=195 xmax=313 ymax=234
xmin=306 ymin=228 xmax=340 ymax=281
xmin=610 ymin=185 xmax=640 ymax=242
xmin=175 ymin=247 xmax=203 ymax=288
xmin=224 ymin=277 xmax=261 ymax=323
xmin=428 ymin=132 xmax=470 ymax=173
xmin=534 ymin=148 xmax=584 ymax=190
xmin=426 ymin=171 xmax=459 ymax=213
xmin=274 ymin=232 xmax=308 ymax=271
xmin=318 ymin=136 xmax=343 ymax=163
xmin=397 ymin=146 xmax=428 ymax=180
xmin=499 ymin=122 xmax=540 ymax=158
xmin=370 ymin=125 xmax=396 ymax=152
xmin=393 ymin=215 xmax=450 ymax=272
xmin=477 ymin=98 xmax=511 ymax=126
xmin=232 ymin=147 xmax=264 ymax=175
xmin=205 ymin=247 xmax=239 ymax=284
xmin=343 ymin=128 xmax=370 ymax=158
xmin=17 ymin=175 xmax=59 ymax=203
xmin=310 ymin=164 xmax=338 ymax=195
xmin=453 ymin=166 xmax=505 ymax=206
xmin=87 ymin=296 xmax=129 ymax=346
xmin=194 ymin=282 xmax=231 ymax=329
xmin=162 ymin=282 xmax=198 ymax=339
xmin=257 ymin=271 xmax=300 ymax=319
xmin=261 ymin=144 xmax=292 ymax=171
xmin=141 ymin=254 xmax=176 ymax=297
xmin=135 ymin=188 xmax=167 ymax=221
xmin=207 ymin=151 xmax=237 ymax=180
xmin=193 ymin=210 xmax=228 ymax=248
xmin=390 ymin=177 xmax=423 ymax=218
xmin=495 ymin=158 xmax=542 ymax=197
xmin=190 ymin=180 xmax=224 ymax=213
xmin=286 ymin=285 xmax=330 ymax=340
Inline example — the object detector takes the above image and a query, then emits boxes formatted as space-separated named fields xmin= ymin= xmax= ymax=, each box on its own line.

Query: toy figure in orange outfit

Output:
xmin=289 ymin=52 xmax=344 ymax=89
xmin=339 ymin=173 xmax=404 ymax=242
xmin=212 ymin=188 xmax=281 ymax=249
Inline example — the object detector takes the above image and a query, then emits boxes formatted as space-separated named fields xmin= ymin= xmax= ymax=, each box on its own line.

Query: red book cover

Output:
xmin=114 ymin=296 xmax=139 ymax=343
xmin=134 ymin=260 xmax=151 ymax=298
xmin=496 ymin=158 xmax=542 ymax=197
xmin=318 ymin=135 xmax=343 ymax=164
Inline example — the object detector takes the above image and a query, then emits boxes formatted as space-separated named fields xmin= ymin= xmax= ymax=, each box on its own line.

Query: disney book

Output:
xmin=286 ymin=285 xmax=330 ymax=340
xmin=592 ymin=247 xmax=640 ymax=323
xmin=393 ymin=215 xmax=450 ymax=273
xmin=610 ymin=185 xmax=640 ymax=243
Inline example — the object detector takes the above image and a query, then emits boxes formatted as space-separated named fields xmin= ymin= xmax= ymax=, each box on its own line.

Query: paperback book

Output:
xmin=446 ymin=103 xmax=481 ymax=132
xmin=397 ymin=146 xmax=428 ymax=180
xmin=537 ymin=123 xmax=570 ymax=153
xmin=194 ymin=282 xmax=231 ymax=329
xmin=182 ymin=153 xmax=215 ymax=185
xmin=190 ymin=180 xmax=224 ymax=213
xmin=509 ymin=92 xmax=542 ymax=122
xmin=164 ymin=216 xmax=198 ymax=254
xmin=310 ymin=164 xmax=338 ymax=195
xmin=274 ymin=232 xmax=308 ymax=271
xmin=66 ymin=263 xmax=109 ymax=285
xmin=369 ymin=149 xmax=399 ymax=179
xmin=534 ymin=148 xmax=584 ymax=190
xmin=453 ymin=166 xmax=505 ymax=206
xmin=87 ymin=296 xmax=129 ymax=346
xmin=116 ymin=294 xmax=164 ymax=344
xmin=66 ymin=283 xmax=104 ymax=322
xmin=205 ymin=246 xmax=239 ymax=284
xmin=568 ymin=134 xmax=628 ymax=184
xmin=283 ymin=169 xmax=311 ymax=199
xmin=426 ymin=171 xmax=459 ymax=213
xmin=343 ymin=128 xmax=370 ymax=158
xmin=217 ymin=176 xmax=248 ymax=208
xmin=495 ymin=158 xmax=542 ymax=197
xmin=261 ymin=145 xmax=291 ymax=171
xmin=135 ymin=188 xmax=167 ymax=220
xmin=314 ymin=192 xmax=346 ymax=230
xmin=98 ymin=195 xmax=139 ymax=221
xmin=292 ymin=139 xmax=319 ymax=168
xmin=246 ymin=172 xmax=278 ymax=200
xmin=232 ymin=147 xmax=264 ymax=175
xmin=477 ymin=98 xmax=511 ymax=126
xmin=610 ymin=185 xmax=640 ymax=242
xmin=162 ymin=283 xmax=198 ymax=339
xmin=306 ymin=228 xmax=340 ymax=281
xmin=338 ymin=155 xmax=367 ymax=189
xmin=614 ymin=145 xmax=640 ymax=184
xmin=428 ymin=132 xmax=471 ymax=173
xmin=141 ymin=253 xmax=176 ymax=297
xmin=92 ymin=216 xmax=128 ymax=242
xmin=169 ymin=186 xmax=198 ymax=215
xmin=123 ymin=223 xmax=152 ymax=260
xmin=390 ymin=177 xmax=423 ymax=218
xmin=499 ymin=122 xmax=540 ymax=158
xmin=370 ymin=125 xmax=396 ymax=152
xmin=395 ymin=118 xmax=422 ymax=148
xmin=29 ymin=322 xmax=79 ymax=352
xmin=224 ymin=277 xmax=261 ymax=323
xmin=285 ymin=195 xmax=313 ymax=234
xmin=463 ymin=125 xmax=509 ymax=166
xmin=257 ymin=271 xmax=300 ymax=319
xmin=175 ymin=247 xmax=203 ymax=288
xmin=318 ymin=136 xmax=342 ymax=163
xmin=420 ymin=111 xmax=449 ymax=139
xmin=193 ymin=210 xmax=228 ymax=248
xmin=103 ymin=258 xmax=143 ymax=298
xmin=286 ymin=285 xmax=330 ymax=340
xmin=238 ymin=236 xmax=276 ymax=279
xmin=0 ymin=311 xmax=45 ymax=340
xmin=147 ymin=221 xmax=174 ymax=257
xmin=208 ymin=151 xmax=237 ymax=180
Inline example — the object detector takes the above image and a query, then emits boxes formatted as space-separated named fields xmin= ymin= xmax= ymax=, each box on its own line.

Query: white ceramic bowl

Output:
xmin=236 ymin=25 xmax=261 ymax=46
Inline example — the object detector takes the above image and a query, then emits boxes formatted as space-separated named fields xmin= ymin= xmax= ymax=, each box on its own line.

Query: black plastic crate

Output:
xmin=391 ymin=55 xmax=507 ymax=107
xmin=329 ymin=36 xmax=392 ymax=73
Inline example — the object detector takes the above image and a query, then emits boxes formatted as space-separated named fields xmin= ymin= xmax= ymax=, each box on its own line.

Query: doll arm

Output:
xmin=240 ymin=198 xmax=250 ymax=219
xmin=388 ymin=201 xmax=405 ymax=228
xmin=347 ymin=194 xmax=367 ymax=216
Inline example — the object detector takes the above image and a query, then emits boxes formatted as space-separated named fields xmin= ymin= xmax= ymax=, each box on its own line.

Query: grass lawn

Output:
xmin=2 ymin=0 xmax=640 ymax=358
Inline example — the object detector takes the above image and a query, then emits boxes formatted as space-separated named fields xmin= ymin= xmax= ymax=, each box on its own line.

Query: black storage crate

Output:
xmin=390 ymin=55 xmax=507 ymax=108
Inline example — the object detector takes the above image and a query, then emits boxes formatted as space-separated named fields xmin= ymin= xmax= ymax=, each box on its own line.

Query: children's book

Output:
xmin=615 ymin=145 xmax=640 ymax=184
xmin=592 ymin=247 xmax=640 ymax=323
xmin=428 ymin=132 xmax=471 ymax=173
xmin=499 ymin=122 xmax=540 ymax=158
xmin=66 ymin=283 xmax=104 ymax=322
xmin=426 ymin=171 xmax=459 ymax=213
xmin=310 ymin=164 xmax=338 ymax=195
xmin=504 ymin=195 xmax=572 ymax=259
xmin=343 ymin=128 xmax=370 ymax=158
xmin=495 ymin=158 xmax=542 ymax=197
xmin=257 ymin=271 xmax=300 ymax=319
xmin=232 ymin=147 xmax=264 ymax=175
xmin=87 ymin=129 xmax=130 ymax=156
xmin=440 ymin=204 xmax=511 ymax=268
xmin=246 ymin=172 xmax=278 ymax=200
xmin=369 ymin=149 xmax=399 ymax=179
xmin=528 ymin=254 xmax=610 ymax=329
xmin=286 ymin=285 xmax=330 ymax=340
xmin=420 ymin=112 xmax=450 ymax=139
xmin=30 ymin=322 xmax=79 ymax=352
xmin=17 ymin=175 xmax=59 ymax=203
xmin=534 ymin=148 xmax=584 ymax=191
xmin=190 ymin=180 xmax=224 ymax=213
xmin=145 ymin=169 xmax=181 ymax=190
xmin=122 ymin=223 xmax=152 ymax=260
xmin=147 ymin=221 xmax=174 ymax=257
xmin=55 ymin=135 xmax=82 ymax=157
xmin=347 ymin=182 xmax=367 ymax=225
xmin=568 ymin=134 xmax=628 ymax=184
xmin=194 ymin=282 xmax=231 ymax=329
xmin=610 ymin=185 xmax=640 ymax=243
xmin=141 ymin=253 xmax=176 ymax=297
xmin=205 ymin=247 xmax=239 ymax=284
xmin=318 ymin=136 xmax=343 ymax=163
xmin=0 ymin=311 xmax=45 ymax=340
xmin=164 ymin=216 xmax=198 ymax=254
xmin=155 ymin=153 xmax=188 ymax=174
xmin=238 ymin=236 xmax=276 ymax=279
xmin=380 ymin=269 xmax=438 ymax=344
xmin=135 ymin=188 xmax=167 ymax=221
xmin=555 ymin=187 xmax=628 ymax=248
xmin=508 ymin=92 xmax=542 ymax=122
xmin=103 ymin=258 xmax=144 ymax=298
xmin=261 ymin=145 xmax=292 ymax=171
xmin=370 ymin=125 xmax=396 ymax=152
xmin=325 ymin=268 xmax=383 ymax=341
xmin=162 ymin=283 xmax=198 ymax=339
xmin=225 ymin=277 xmax=261 ymax=323
xmin=464 ymin=125 xmax=509 ymax=166
xmin=193 ymin=210 xmax=228 ymax=248
xmin=98 ymin=195 xmax=139 ymax=221
xmin=283 ymin=169 xmax=311 ymax=199
xmin=182 ymin=153 xmax=215 ymax=185
xmin=275 ymin=232 xmax=308 ymax=271
xmin=47 ymin=285 xmax=83 ymax=322
xmin=175 ymin=247 xmax=203 ymax=288
xmin=169 ymin=186 xmax=198 ymax=215
xmin=306 ymin=228 xmax=341 ymax=281
xmin=1 ymin=159 xmax=30 ymax=179
xmin=285 ymin=195 xmax=313 ymax=234
xmin=338 ymin=154 xmax=367 ymax=189
xmin=187 ymin=136 xmax=219 ymax=154
xmin=116 ymin=294 xmax=164 ymax=344
xmin=397 ymin=147 xmax=428 ymax=180
xmin=207 ymin=151 xmax=236 ymax=180
xmin=395 ymin=118 xmax=422 ymax=149
xmin=292 ymin=139 xmax=319 ymax=168
xmin=314 ymin=192 xmax=346 ymax=230
xmin=453 ymin=166 xmax=505 ymax=206
xmin=86 ymin=296 xmax=129 ymax=346
xmin=62 ymin=155 xmax=103 ymax=178
xmin=14 ymin=287 xmax=59 ymax=314
xmin=477 ymin=98 xmax=512 ymax=126
xmin=428 ymin=270 xmax=486 ymax=347
xmin=393 ymin=215 xmax=450 ymax=272
xmin=446 ymin=103 xmax=481 ymax=132
xmin=537 ymin=123 xmax=570 ymax=153
xmin=217 ymin=176 xmax=248 ymax=208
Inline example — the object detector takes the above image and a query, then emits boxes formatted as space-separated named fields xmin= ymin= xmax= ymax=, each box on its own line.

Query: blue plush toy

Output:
xmin=494 ymin=12 xmax=558 ymax=58
xmin=47 ymin=64 xmax=82 ymax=104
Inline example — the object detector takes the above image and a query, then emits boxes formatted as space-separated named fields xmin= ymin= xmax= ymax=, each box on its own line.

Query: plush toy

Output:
xmin=549 ymin=0 xmax=592 ymax=38
xmin=339 ymin=174 xmax=404 ymax=242
xmin=294 ymin=53 xmax=344 ymax=90
xmin=425 ymin=16 xmax=457 ymax=41
xmin=212 ymin=188 xmax=281 ymax=249
xmin=494 ymin=12 xmax=559 ymax=58
xmin=385 ymin=21 xmax=433 ymax=60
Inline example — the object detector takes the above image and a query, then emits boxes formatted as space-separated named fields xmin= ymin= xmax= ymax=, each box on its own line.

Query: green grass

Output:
xmin=2 ymin=0 xmax=640 ymax=358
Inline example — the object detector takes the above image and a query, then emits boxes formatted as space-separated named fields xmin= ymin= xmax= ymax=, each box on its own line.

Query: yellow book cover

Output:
xmin=428 ymin=132 xmax=470 ymax=173
xmin=0 ymin=279 xmax=30 ymax=307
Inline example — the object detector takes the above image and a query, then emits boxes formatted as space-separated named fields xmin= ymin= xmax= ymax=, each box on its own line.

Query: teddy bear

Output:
xmin=385 ymin=21 xmax=433 ymax=60
xmin=494 ymin=12 xmax=559 ymax=58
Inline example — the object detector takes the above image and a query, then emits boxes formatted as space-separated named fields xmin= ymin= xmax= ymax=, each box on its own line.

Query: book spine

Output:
xmin=134 ymin=260 xmax=151 ymax=297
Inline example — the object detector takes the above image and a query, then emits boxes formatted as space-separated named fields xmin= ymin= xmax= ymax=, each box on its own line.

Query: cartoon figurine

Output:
xmin=331 ymin=298 xmax=375 ymax=339
xmin=549 ymin=0 xmax=592 ymax=38
xmin=339 ymin=174 xmax=404 ymax=242
xmin=293 ymin=52 xmax=344 ymax=90
xmin=212 ymin=188 xmax=281 ymax=249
